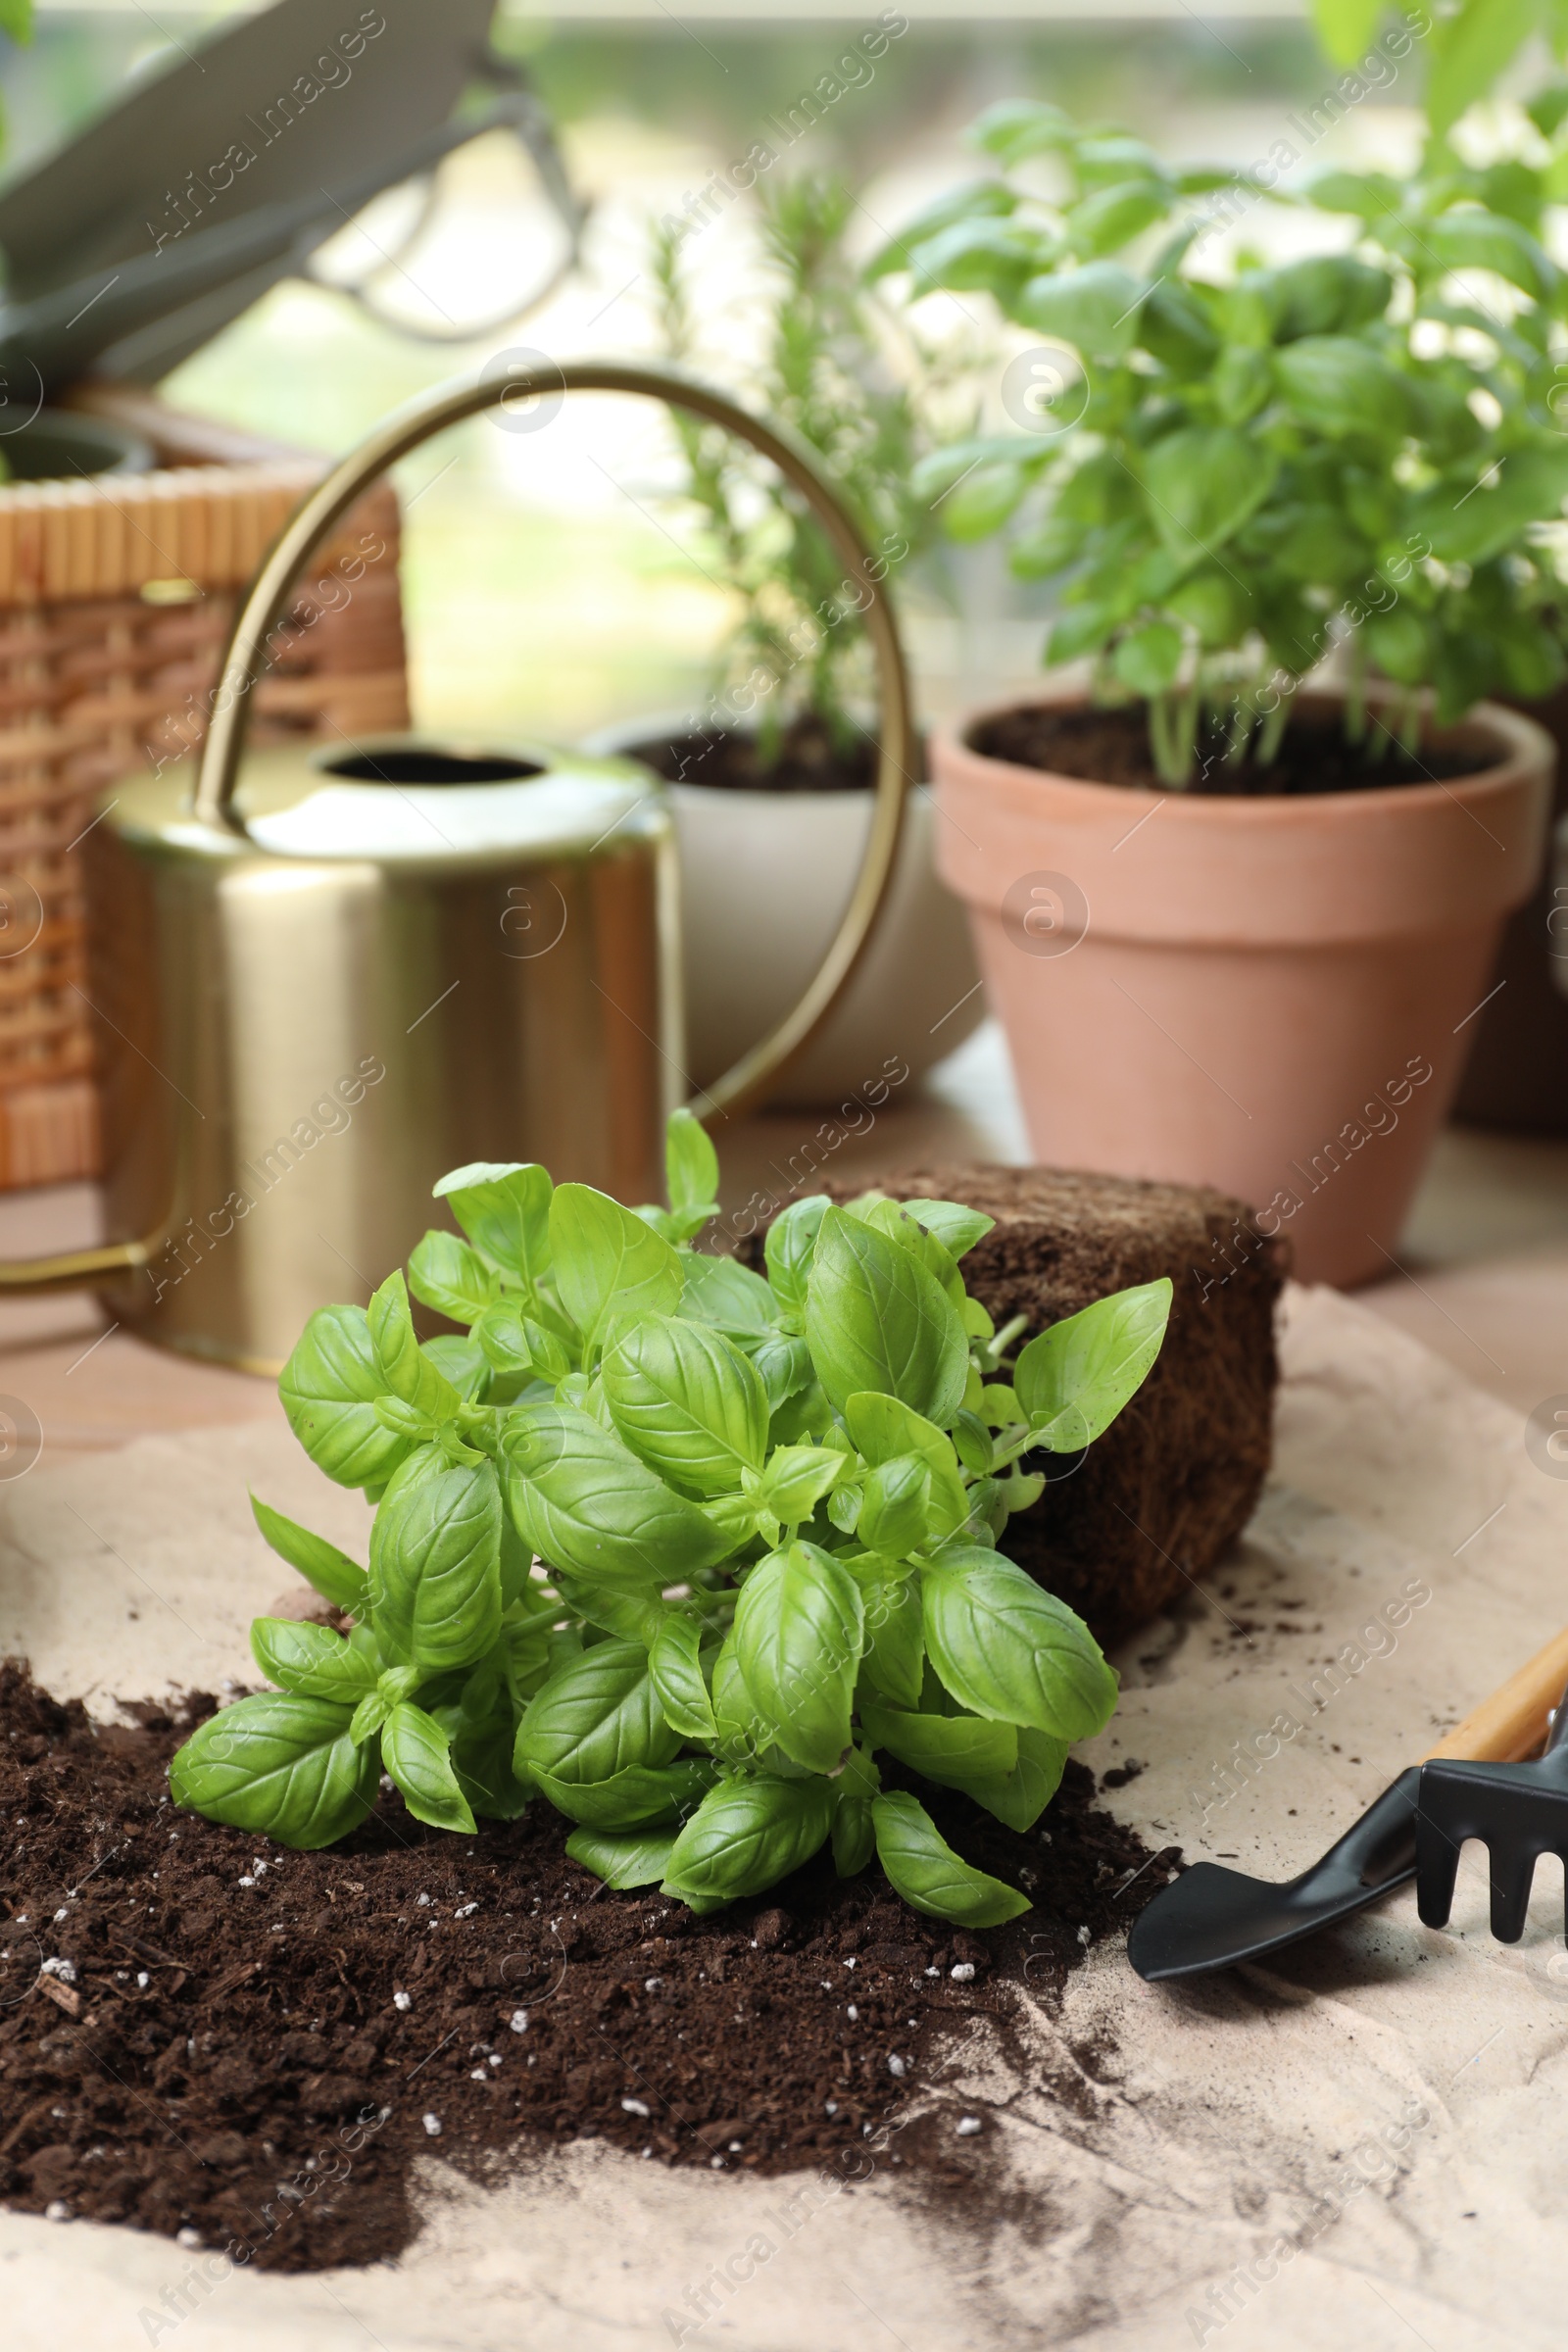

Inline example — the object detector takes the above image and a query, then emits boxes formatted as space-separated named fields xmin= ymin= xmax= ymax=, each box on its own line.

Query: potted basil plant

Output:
xmin=878 ymin=97 xmax=1557 ymax=1286
xmin=169 ymin=1110 xmax=1169 ymax=1925
xmin=586 ymin=174 xmax=984 ymax=1107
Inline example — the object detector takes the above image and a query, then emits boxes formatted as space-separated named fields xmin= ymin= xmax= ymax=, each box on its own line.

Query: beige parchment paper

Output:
xmin=1 ymin=1283 xmax=1565 ymax=2352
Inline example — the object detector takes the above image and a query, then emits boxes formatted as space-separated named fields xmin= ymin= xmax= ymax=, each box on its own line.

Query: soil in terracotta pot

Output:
xmin=624 ymin=711 xmax=877 ymax=793
xmin=971 ymin=704 xmax=1482 ymax=795
xmin=0 ymin=1664 xmax=1174 ymax=2273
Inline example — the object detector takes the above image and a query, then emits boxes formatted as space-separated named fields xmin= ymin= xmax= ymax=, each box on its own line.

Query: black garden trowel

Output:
xmin=1129 ymin=1625 xmax=1568 ymax=1983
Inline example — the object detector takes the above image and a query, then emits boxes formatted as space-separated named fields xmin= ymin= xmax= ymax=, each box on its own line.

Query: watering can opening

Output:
xmin=316 ymin=745 xmax=548 ymax=788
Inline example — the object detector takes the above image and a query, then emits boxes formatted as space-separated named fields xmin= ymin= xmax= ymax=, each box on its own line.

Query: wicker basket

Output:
xmin=0 ymin=385 xmax=409 ymax=1189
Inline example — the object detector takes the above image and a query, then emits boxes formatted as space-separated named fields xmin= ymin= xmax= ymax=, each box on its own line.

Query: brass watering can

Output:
xmin=0 ymin=363 xmax=913 ymax=1372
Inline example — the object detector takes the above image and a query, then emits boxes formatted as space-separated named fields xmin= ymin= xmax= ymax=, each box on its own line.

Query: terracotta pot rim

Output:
xmin=936 ymin=685 xmax=1550 ymax=822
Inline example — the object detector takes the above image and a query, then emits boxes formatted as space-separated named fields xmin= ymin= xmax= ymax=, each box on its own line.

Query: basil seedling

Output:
xmin=172 ymin=1110 xmax=1171 ymax=1923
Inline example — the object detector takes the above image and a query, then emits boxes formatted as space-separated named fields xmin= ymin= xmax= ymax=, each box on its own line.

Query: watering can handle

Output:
xmin=196 ymin=357 xmax=916 ymax=1125
xmin=0 ymin=361 xmax=916 ymax=1295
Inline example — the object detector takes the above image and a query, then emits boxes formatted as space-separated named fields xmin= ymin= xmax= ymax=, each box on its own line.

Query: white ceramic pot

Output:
xmin=583 ymin=720 xmax=984 ymax=1109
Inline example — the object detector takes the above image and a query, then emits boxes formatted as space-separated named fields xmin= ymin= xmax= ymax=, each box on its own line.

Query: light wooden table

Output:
xmin=1 ymin=1020 xmax=1564 ymax=1461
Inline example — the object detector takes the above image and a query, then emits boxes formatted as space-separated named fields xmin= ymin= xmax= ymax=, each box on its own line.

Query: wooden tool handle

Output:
xmin=1421 ymin=1623 xmax=1568 ymax=1765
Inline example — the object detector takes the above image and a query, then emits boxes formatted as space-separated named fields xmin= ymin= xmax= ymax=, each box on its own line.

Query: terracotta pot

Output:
xmin=930 ymin=688 xmax=1554 ymax=1288
xmin=583 ymin=718 xmax=984 ymax=1109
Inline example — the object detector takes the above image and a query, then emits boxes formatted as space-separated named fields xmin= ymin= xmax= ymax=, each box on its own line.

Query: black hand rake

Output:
xmin=1416 ymin=1690 xmax=1568 ymax=1943
xmin=1130 ymin=1623 xmax=1568 ymax=1982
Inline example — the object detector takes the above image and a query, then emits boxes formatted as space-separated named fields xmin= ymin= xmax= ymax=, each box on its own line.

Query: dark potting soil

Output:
xmin=970 ymin=702 xmax=1485 ymax=796
xmin=0 ymin=1663 xmax=1175 ymax=2273
xmin=621 ymin=712 xmax=877 ymax=794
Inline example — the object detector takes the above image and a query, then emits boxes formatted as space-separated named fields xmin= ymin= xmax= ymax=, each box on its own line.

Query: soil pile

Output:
xmin=0 ymin=1663 xmax=1173 ymax=2274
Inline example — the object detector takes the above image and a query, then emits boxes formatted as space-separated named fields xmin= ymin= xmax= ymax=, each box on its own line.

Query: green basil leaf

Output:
xmin=433 ymin=1160 xmax=553 ymax=1287
xmin=970 ymin=95 xmax=1074 ymax=168
xmin=601 ymin=1313 xmax=768 ymax=1496
xmin=1067 ymin=176 xmax=1170 ymax=257
xmin=1114 ymin=620 xmax=1183 ymax=697
xmin=962 ymin=1725 xmax=1069 ymax=1833
xmin=768 ymin=1378 xmax=834 ymax=1447
xmin=861 ymin=1696 xmax=1018 ymax=1789
xmin=662 ymin=1773 xmax=835 ymax=1909
xmin=349 ymin=1687 xmax=394 ymax=1746
xmin=497 ymin=1512 xmax=533 ymax=1610
xmin=952 ymin=1409 xmax=994 ymax=1478
xmin=514 ymin=1638 xmax=682 ymax=1785
xmin=550 ymin=1184 xmax=684 ymax=1352
xmin=941 ymin=458 xmax=1030 ymax=542
xmin=763 ymin=1195 xmax=831 ymax=1324
xmin=703 ymin=1491 xmax=762 ymax=1551
xmin=678 ymin=1250 xmax=781 ymax=1341
xmin=871 ymin=1789 xmax=1030 ymax=1926
xmin=407 ymin=1230 xmax=500 ymax=1326
xmin=249 ymin=1494 xmax=368 ymax=1610
xmin=1412 ymin=447 xmax=1568 ymax=567
xmin=1259 ymin=252 xmax=1392 ymax=340
xmin=381 ymin=1702 xmax=476 ymax=1834
xmin=806 ymin=1208 xmax=968 ymax=1427
xmin=451 ymin=1721 xmax=534 ymax=1820
xmin=369 ymin=1457 xmax=503 ymax=1674
xmin=374 ymin=1395 xmax=432 ymax=1444
xmin=649 ymin=1614 xmax=719 ymax=1743
xmin=846 ymin=1393 xmax=956 ymax=1474
xmin=844 ymin=1394 xmax=968 ymax=1539
xmin=1012 ymin=1277 xmax=1171 ymax=1449
xmin=827 ymin=1481 xmax=863 ymax=1535
xmin=1423 ymin=208 xmax=1554 ymax=299
xmin=475 ymin=1299 xmax=571 ymax=1385
xmin=665 ymin=1106 xmax=719 ymax=1217
xmin=1306 ymin=161 xmax=1401 ymax=214
xmin=857 ymin=1455 xmax=934 ymax=1558
xmin=170 ymin=1694 xmax=375 ymax=1850
xmin=921 ymin=1548 xmax=1118 ymax=1740
xmin=751 ymin=1332 xmax=813 ymax=1411
xmin=859 ymin=1573 xmax=925 ymax=1709
xmin=533 ymin=1756 xmax=714 ymax=1830
xmin=556 ymin=1579 xmax=668 ymax=1647
xmin=279 ymin=1305 xmax=416 ymax=1490
xmin=504 ymin=1402 xmax=730 ymax=1589
xmin=250 ymin=1618 xmax=380 ymax=1703
xmin=368 ymin=1270 xmax=464 ymax=1425
xmin=1143 ymin=425 xmax=1275 ymax=557
xmin=709 ymin=1635 xmax=763 ymax=1766
xmin=831 ymin=1741 xmax=880 ymax=1879
xmin=565 ymin=1824 xmax=678 ymax=1889
xmin=732 ymin=1542 xmax=864 ymax=1775
xmin=852 ymin=1197 xmax=966 ymax=1309
xmin=500 ymin=1609 xmax=555 ymax=1708
xmin=709 ymin=1635 xmax=816 ymax=1777
xmin=757 ymin=1444 xmax=851 ymax=1530
xmin=899 ymin=1200 xmax=994 ymax=1261
xmin=905 ymin=219 xmax=1054 ymax=301
xmin=1012 ymin=259 xmax=1145 ymax=356
xmin=865 ymin=176 xmax=1015 ymax=278
xmin=832 ymin=1797 xmax=875 ymax=1877
xmin=420 ymin=1334 xmax=492 ymax=1401
xmin=1274 ymin=335 xmax=1410 ymax=438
